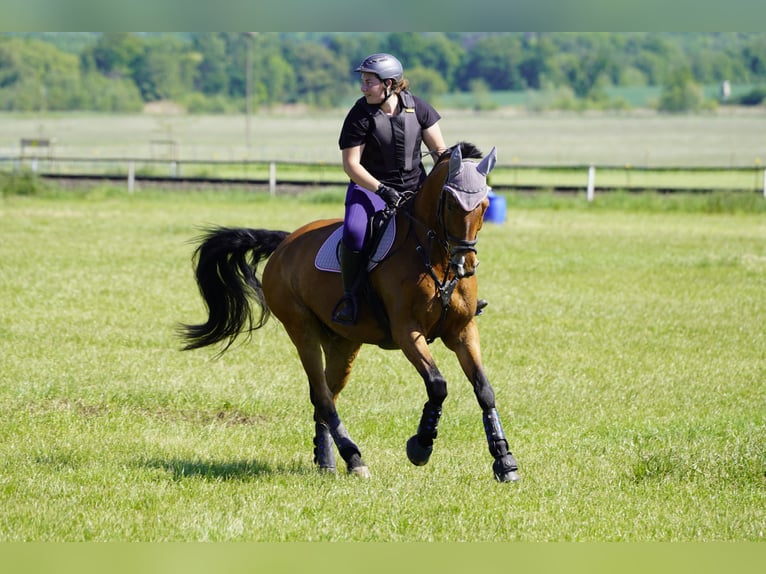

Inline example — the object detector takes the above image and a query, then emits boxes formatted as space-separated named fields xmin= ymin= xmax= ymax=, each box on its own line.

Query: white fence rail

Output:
xmin=2 ymin=154 xmax=765 ymax=197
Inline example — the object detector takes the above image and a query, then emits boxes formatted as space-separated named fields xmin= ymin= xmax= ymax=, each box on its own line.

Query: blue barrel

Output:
xmin=485 ymin=189 xmax=506 ymax=224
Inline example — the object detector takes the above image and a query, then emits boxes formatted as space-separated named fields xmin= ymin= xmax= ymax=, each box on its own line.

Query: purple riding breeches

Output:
xmin=341 ymin=182 xmax=387 ymax=252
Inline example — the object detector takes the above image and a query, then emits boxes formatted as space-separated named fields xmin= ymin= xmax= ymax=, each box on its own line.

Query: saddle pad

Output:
xmin=315 ymin=219 xmax=396 ymax=273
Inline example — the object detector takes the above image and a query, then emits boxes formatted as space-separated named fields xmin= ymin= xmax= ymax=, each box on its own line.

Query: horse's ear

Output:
xmin=449 ymin=144 xmax=463 ymax=178
xmin=477 ymin=146 xmax=497 ymax=176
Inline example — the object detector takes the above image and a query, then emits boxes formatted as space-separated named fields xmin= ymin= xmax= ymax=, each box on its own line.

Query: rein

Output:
xmin=414 ymin=228 xmax=460 ymax=345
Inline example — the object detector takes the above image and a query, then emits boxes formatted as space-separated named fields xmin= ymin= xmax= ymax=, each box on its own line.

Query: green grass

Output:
xmin=0 ymin=187 xmax=764 ymax=541
xmin=489 ymin=166 xmax=766 ymax=193
xmin=503 ymin=188 xmax=766 ymax=214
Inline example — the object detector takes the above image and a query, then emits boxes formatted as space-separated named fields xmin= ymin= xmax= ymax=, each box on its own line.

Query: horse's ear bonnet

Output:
xmin=444 ymin=145 xmax=497 ymax=211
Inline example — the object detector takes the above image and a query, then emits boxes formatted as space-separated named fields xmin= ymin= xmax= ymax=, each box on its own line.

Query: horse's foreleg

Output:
xmin=407 ymin=363 xmax=448 ymax=466
xmin=475 ymin=374 xmax=519 ymax=482
xmin=445 ymin=324 xmax=519 ymax=483
xmin=398 ymin=333 xmax=448 ymax=466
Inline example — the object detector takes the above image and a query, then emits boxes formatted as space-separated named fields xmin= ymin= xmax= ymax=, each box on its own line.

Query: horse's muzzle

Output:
xmin=450 ymin=251 xmax=479 ymax=278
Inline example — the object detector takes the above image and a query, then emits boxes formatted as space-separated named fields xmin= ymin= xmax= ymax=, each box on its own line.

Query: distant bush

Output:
xmin=657 ymin=67 xmax=718 ymax=112
xmin=78 ymin=74 xmax=144 ymax=112
xmin=0 ymin=170 xmax=49 ymax=196
xmin=0 ymin=72 xmax=143 ymax=113
xmin=526 ymin=87 xmax=579 ymax=111
xmin=734 ymin=87 xmax=766 ymax=106
xmin=180 ymin=93 xmax=243 ymax=114
xmin=467 ymin=79 xmax=499 ymax=112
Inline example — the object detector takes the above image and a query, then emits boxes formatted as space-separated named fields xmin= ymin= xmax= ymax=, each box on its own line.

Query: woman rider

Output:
xmin=332 ymin=53 xmax=444 ymax=325
xmin=332 ymin=53 xmax=486 ymax=325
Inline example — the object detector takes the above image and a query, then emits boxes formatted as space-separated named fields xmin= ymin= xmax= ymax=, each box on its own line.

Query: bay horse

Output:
xmin=179 ymin=142 xmax=519 ymax=482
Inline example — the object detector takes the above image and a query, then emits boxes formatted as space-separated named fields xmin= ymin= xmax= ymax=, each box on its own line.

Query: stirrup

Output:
xmin=332 ymin=295 xmax=357 ymax=325
xmin=475 ymin=299 xmax=488 ymax=316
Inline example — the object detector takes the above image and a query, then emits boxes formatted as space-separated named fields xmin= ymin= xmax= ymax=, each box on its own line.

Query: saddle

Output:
xmin=314 ymin=210 xmax=397 ymax=274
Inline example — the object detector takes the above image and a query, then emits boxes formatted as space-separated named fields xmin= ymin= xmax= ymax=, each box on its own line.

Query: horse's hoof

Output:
xmin=348 ymin=465 xmax=371 ymax=478
xmin=318 ymin=465 xmax=336 ymax=473
xmin=406 ymin=435 xmax=433 ymax=466
xmin=495 ymin=470 xmax=520 ymax=483
xmin=493 ymin=458 xmax=520 ymax=483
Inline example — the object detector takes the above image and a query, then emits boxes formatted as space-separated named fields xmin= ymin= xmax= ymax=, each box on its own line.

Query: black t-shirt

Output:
xmin=338 ymin=92 xmax=441 ymax=191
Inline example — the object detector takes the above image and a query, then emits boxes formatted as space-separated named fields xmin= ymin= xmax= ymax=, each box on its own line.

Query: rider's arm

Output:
xmin=342 ymin=144 xmax=381 ymax=192
xmin=422 ymin=122 xmax=447 ymax=163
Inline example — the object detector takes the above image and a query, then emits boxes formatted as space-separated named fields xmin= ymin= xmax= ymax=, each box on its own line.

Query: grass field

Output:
xmin=4 ymin=110 xmax=766 ymax=196
xmin=2 ymin=108 xmax=766 ymax=168
xmin=0 ymin=186 xmax=764 ymax=541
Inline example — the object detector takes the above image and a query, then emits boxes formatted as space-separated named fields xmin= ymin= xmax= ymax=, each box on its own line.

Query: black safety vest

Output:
xmin=369 ymin=91 xmax=421 ymax=173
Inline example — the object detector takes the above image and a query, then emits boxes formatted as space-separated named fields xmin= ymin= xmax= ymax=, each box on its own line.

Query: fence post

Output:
xmin=269 ymin=162 xmax=276 ymax=196
xmin=587 ymin=165 xmax=595 ymax=202
xmin=128 ymin=161 xmax=135 ymax=193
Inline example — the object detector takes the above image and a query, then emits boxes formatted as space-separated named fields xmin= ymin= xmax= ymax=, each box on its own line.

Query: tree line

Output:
xmin=1 ymin=32 xmax=765 ymax=114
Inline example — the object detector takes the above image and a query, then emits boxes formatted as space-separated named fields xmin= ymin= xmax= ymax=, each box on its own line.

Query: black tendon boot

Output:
xmin=331 ymin=244 xmax=365 ymax=325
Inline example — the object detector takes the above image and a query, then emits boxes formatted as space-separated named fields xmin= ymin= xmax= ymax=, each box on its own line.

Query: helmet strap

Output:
xmin=381 ymin=79 xmax=393 ymax=106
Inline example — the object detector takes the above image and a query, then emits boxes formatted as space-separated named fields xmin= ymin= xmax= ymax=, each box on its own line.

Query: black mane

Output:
xmin=436 ymin=141 xmax=482 ymax=163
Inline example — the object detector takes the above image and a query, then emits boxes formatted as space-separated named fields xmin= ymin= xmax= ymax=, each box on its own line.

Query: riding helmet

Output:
xmin=354 ymin=53 xmax=403 ymax=82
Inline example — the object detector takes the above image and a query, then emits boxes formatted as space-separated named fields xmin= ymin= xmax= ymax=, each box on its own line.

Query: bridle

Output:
xmin=383 ymin=144 xmax=496 ymax=343
xmin=435 ymin=188 xmax=480 ymax=279
xmin=402 ymin=175 xmax=486 ymax=344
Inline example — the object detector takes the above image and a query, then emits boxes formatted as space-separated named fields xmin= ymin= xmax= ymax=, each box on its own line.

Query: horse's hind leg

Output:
xmin=312 ymin=413 xmax=335 ymax=472
xmin=311 ymin=338 xmax=361 ymax=473
xmin=320 ymin=335 xmax=367 ymax=476
xmin=281 ymin=314 xmax=368 ymax=477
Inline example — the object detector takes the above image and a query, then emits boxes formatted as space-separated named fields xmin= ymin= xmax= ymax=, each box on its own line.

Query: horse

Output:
xmin=179 ymin=142 xmax=519 ymax=482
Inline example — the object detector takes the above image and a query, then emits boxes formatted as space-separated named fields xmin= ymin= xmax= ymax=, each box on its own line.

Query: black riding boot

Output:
xmin=331 ymin=244 xmax=365 ymax=325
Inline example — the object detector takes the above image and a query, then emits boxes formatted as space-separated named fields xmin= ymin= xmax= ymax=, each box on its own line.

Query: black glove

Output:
xmin=377 ymin=184 xmax=402 ymax=208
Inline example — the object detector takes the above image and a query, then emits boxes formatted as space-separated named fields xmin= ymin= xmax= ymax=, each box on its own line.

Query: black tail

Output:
xmin=179 ymin=226 xmax=290 ymax=353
